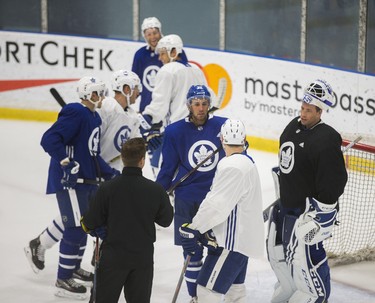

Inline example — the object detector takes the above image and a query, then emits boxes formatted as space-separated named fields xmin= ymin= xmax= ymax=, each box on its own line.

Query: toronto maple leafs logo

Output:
xmin=143 ymin=65 xmax=160 ymax=92
xmin=279 ymin=141 xmax=295 ymax=174
xmin=114 ymin=126 xmax=131 ymax=152
xmin=88 ymin=127 xmax=101 ymax=156
xmin=188 ymin=140 xmax=219 ymax=172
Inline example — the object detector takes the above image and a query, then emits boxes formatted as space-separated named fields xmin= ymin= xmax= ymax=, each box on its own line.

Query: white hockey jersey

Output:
xmin=98 ymin=97 xmax=141 ymax=170
xmin=191 ymin=153 xmax=265 ymax=258
xmin=142 ymin=60 xmax=207 ymax=125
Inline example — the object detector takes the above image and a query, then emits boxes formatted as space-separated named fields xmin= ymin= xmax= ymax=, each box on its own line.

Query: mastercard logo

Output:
xmin=189 ymin=61 xmax=232 ymax=110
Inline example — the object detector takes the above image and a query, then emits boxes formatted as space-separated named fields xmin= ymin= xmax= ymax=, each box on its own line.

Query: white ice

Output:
xmin=0 ymin=119 xmax=374 ymax=303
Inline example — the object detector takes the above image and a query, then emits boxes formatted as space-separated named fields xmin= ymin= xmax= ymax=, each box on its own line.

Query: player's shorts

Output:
xmin=56 ymin=187 xmax=97 ymax=228
xmin=197 ymin=247 xmax=248 ymax=294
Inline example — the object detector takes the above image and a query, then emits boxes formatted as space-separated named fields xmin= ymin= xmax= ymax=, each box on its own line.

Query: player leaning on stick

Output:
xmin=24 ymin=71 xmax=141 ymax=278
xmin=35 ymin=77 xmax=119 ymax=299
xmin=179 ymin=119 xmax=265 ymax=303
xmin=156 ymin=85 xmax=227 ymax=302
xmin=267 ymin=79 xmax=348 ymax=303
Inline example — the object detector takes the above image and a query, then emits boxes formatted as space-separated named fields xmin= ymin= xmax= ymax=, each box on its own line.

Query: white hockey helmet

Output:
xmin=141 ymin=17 xmax=162 ymax=37
xmin=156 ymin=34 xmax=183 ymax=60
xmin=302 ymin=79 xmax=334 ymax=111
xmin=221 ymin=119 xmax=246 ymax=146
xmin=77 ymin=76 xmax=106 ymax=101
xmin=111 ymin=70 xmax=142 ymax=98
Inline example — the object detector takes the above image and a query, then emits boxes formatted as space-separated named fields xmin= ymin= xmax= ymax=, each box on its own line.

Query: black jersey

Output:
xmin=278 ymin=116 xmax=347 ymax=209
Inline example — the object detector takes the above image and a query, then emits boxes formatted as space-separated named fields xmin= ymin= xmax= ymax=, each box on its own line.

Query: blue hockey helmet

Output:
xmin=186 ymin=85 xmax=211 ymax=106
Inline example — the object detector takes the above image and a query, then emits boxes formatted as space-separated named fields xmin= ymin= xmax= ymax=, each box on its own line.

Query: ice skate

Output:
xmin=24 ymin=236 xmax=46 ymax=273
xmin=55 ymin=278 xmax=87 ymax=300
xmin=73 ymin=268 xmax=94 ymax=287
xmin=189 ymin=296 xmax=198 ymax=303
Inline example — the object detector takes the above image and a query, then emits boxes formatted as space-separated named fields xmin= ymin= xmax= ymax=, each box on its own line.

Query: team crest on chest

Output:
xmin=279 ymin=141 xmax=295 ymax=174
xmin=114 ymin=126 xmax=131 ymax=152
xmin=188 ymin=140 xmax=219 ymax=172
xmin=88 ymin=127 xmax=100 ymax=156
xmin=143 ymin=65 xmax=160 ymax=91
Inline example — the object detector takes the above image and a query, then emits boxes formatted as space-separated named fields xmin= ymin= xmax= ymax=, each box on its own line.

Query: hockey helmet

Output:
xmin=221 ymin=119 xmax=246 ymax=146
xmin=186 ymin=85 xmax=211 ymax=106
xmin=141 ymin=17 xmax=162 ymax=37
xmin=302 ymin=79 xmax=334 ymax=111
xmin=77 ymin=76 xmax=106 ymax=101
xmin=111 ymin=70 xmax=142 ymax=98
xmin=156 ymin=34 xmax=183 ymax=59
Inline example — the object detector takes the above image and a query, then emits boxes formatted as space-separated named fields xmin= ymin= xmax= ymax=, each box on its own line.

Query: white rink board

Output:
xmin=1 ymin=30 xmax=374 ymax=141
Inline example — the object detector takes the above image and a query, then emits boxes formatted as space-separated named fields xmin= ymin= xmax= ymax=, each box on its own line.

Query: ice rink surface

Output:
xmin=0 ymin=119 xmax=374 ymax=302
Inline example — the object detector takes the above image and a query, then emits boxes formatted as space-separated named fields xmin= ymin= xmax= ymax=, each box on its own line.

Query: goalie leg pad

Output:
xmin=287 ymin=233 xmax=330 ymax=302
xmin=266 ymin=205 xmax=296 ymax=303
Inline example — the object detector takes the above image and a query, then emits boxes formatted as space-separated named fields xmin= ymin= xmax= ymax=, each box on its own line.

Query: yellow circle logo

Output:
xmin=189 ymin=62 xmax=232 ymax=110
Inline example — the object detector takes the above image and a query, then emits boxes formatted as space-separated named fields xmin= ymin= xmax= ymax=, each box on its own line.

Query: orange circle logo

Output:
xmin=189 ymin=62 xmax=232 ymax=110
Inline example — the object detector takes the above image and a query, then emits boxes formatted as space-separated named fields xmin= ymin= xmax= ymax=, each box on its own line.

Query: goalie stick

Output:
xmin=50 ymin=88 xmax=67 ymax=107
xmin=262 ymin=135 xmax=363 ymax=223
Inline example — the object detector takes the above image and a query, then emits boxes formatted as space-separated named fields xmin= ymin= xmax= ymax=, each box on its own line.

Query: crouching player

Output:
xmin=266 ymin=79 xmax=348 ymax=303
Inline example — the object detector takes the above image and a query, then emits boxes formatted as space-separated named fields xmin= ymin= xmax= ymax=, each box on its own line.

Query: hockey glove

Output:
xmin=179 ymin=223 xmax=201 ymax=255
xmin=89 ymin=226 xmax=107 ymax=240
xmin=295 ymin=197 xmax=337 ymax=245
xmin=200 ymin=229 xmax=218 ymax=252
xmin=61 ymin=160 xmax=80 ymax=189
xmin=81 ymin=218 xmax=107 ymax=240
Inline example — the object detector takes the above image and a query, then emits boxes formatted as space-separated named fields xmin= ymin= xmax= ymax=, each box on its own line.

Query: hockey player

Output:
xmin=156 ymin=85 xmax=227 ymax=302
xmin=24 ymin=70 xmax=142 ymax=277
xmin=132 ymin=17 xmax=188 ymax=174
xmin=179 ymin=119 xmax=265 ymax=303
xmin=267 ymin=79 xmax=348 ymax=303
xmin=140 ymin=34 xmax=207 ymax=173
xmin=81 ymin=137 xmax=173 ymax=303
xmin=25 ymin=76 xmax=119 ymax=299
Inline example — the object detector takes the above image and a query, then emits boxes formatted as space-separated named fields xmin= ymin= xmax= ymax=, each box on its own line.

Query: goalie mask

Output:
xmin=302 ymin=79 xmax=334 ymax=111
xmin=77 ymin=76 xmax=106 ymax=108
xmin=221 ymin=119 xmax=246 ymax=146
xmin=156 ymin=34 xmax=183 ymax=61
xmin=111 ymin=70 xmax=142 ymax=99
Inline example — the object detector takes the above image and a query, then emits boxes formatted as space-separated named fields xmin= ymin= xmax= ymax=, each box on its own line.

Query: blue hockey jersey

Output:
xmin=157 ymin=115 xmax=227 ymax=202
xmin=132 ymin=45 xmax=188 ymax=112
xmin=41 ymin=103 xmax=113 ymax=194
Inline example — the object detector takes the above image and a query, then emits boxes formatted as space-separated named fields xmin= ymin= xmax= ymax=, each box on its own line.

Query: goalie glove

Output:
xmin=295 ymin=197 xmax=337 ymax=245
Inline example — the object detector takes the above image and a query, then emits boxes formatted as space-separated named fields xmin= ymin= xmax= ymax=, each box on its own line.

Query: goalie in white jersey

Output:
xmin=180 ymin=119 xmax=265 ymax=303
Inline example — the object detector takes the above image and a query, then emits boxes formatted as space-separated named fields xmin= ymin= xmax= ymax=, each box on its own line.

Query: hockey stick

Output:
xmin=91 ymin=237 xmax=100 ymax=303
xmin=262 ymin=136 xmax=363 ymax=223
xmin=171 ymin=254 xmax=191 ymax=303
xmin=166 ymin=146 xmax=223 ymax=194
xmin=208 ymin=77 xmax=227 ymax=113
xmin=50 ymin=88 xmax=67 ymax=107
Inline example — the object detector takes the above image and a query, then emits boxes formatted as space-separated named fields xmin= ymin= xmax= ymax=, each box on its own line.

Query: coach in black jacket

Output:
xmin=81 ymin=137 xmax=173 ymax=303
